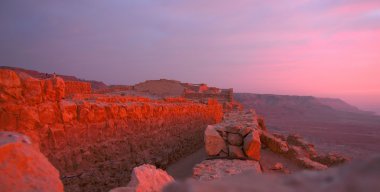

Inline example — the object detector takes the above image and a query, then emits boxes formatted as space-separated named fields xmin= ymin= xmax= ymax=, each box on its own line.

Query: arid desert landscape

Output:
xmin=235 ymin=93 xmax=380 ymax=158
xmin=1 ymin=67 xmax=379 ymax=192
xmin=1 ymin=1 xmax=380 ymax=192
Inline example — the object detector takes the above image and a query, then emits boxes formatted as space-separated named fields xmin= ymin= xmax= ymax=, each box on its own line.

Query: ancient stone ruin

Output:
xmin=64 ymin=81 xmax=91 ymax=96
xmin=196 ymin=108 xmax=348 ymax=181
xmin=0 ymin=68 xmax=356 ymax=192
xmin=0 ymin=69 xmax=223 ymax=191
xmin=109 ymin=107 xmax=353 ymax=191
xmin=204 ymin=110 xmax=262 ymax=160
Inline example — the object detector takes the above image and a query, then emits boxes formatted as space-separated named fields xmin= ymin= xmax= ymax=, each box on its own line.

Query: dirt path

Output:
xmin=166 ymin=148 xmax=207 ymax=180
xmin=166 ymin=147 xmax=304 ymax=180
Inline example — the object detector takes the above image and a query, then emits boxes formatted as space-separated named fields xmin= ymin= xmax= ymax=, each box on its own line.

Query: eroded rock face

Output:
xmin=110 ymin=164 xmax=174 ymax=192
xmin=192 ymin=159 xmax=262 ymax=181
xmin=165 ymin=156 xmax=380 ymax=192
xmin=0 ymin=132 xmax=64 ymax=192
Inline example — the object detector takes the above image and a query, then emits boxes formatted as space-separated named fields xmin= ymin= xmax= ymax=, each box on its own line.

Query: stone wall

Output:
xmin=205 ymin=110 xmax=262 ymax=161
xmin=94 ymin=85 xmax=132 ymax=94
xmin=183 ymin=92 xmax=229 ymax=102
xmin=0 ymin=69 xmax=224 ymax=192
xmin=64 ymin=81 xmax=91 ymax=96
xmin=183 ymin=88 xmax=233 ymax=103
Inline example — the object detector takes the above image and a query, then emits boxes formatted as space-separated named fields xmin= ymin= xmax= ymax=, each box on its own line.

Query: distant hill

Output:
xmin=0 ymin=66 xmax=108 ymax=90
xmin=234 ymin=93 xmax=380 ymax=158
xmin=234 ymin=93 xmax=373 ymax=117
xmin=133 ymin=79 xmax=184 ymax=97
xmin=316 ymin=97 xmax=367 ymax=114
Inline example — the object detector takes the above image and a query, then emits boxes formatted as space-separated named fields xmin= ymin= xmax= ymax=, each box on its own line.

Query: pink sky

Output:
xmin=0 ymin=0 xmax=379 ymax=113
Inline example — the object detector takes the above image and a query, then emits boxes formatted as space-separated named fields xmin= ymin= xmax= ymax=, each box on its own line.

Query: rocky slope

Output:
xmin=235 ymin=93 xmax=380 ymax=158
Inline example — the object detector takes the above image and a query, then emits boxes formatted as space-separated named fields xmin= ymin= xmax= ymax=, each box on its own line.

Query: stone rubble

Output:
xmin=261 ymin=131 xmax=348 ymax=170
xmin=204 ymin=109 xmax=347 ymax=172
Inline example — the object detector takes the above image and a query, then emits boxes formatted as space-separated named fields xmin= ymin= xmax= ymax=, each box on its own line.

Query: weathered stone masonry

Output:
xmin=64 ymin=81 xmax=91 ymax=96
xmin=0 ymin=69 xmax=224 ymax=192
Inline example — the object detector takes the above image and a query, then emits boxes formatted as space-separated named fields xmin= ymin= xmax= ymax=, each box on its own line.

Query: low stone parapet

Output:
xmin=205 ymin=110 xmax=262 ymax=161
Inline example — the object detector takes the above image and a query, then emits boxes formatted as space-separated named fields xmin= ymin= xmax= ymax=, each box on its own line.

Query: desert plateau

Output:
xmin=1 ymin=1 xmax=380 ymax=192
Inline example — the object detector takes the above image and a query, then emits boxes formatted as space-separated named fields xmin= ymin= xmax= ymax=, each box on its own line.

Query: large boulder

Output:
xmin=110 ymin=164 xmax=174 ymax=192
xmin=0 ymin=132 xmax=64 ymax=192
xmin=205 ymin=125 xmax=226 ymax=156
xmin=243 ymin=131 xmax=261 ymax=161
